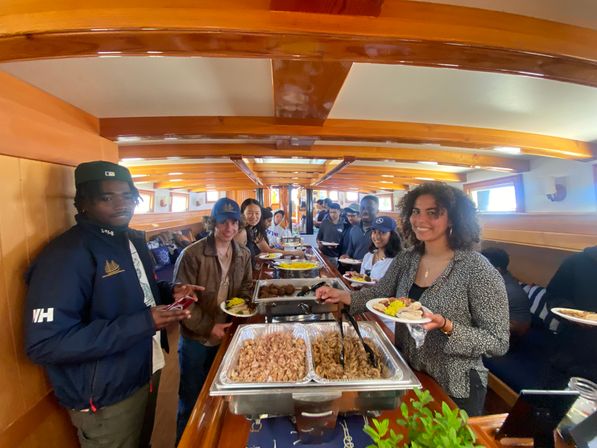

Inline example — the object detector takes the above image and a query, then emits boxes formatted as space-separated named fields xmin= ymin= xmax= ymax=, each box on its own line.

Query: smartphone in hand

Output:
xmin=165 ymin=296 xmax=195 ymax=311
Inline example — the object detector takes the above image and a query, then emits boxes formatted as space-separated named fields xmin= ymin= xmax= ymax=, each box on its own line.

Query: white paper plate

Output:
xmin=320 ymin=241 xmax=339 ymax=247
xmin=258 ymin=252 xmax=283 ymax=260
xmin=366 ymin=298 xmax=432 ymax=324
xmin=339 ymin=258 xmax=362 ymax=265
xmin=551 ymin=307 xmax=597 ymax=327
xmin=342 ymin=273 xmax=375 ymax=285
xmin=220 ymin=301 xmax=257 ymax=318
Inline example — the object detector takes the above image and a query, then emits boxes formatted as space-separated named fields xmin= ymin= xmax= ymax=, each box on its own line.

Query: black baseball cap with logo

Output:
xmin=75 ymin=161 xmax=133 ymax=186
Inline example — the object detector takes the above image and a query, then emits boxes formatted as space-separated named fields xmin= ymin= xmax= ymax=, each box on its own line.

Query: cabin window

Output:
xmin=206 ymin=190 xmax=219 ymax=203
xmin=378 ymin=194 xmax=393 ymax=212
xmin=329 ymin=190 xmax=339 ymax=201
xmin=464 ymin=174 xmax=525 ymax=212
xmin=171 ymin=193 xmax=189 ymax=212
xmin=346 ymin=191 xmax=359 ymax=202
xmin=270 ymin=188 xmax=280 ymax=205
xmin=135 ymin=190 xmax=154 ymax=214
xmin=316 ymin=190 xmax=327 ymax=199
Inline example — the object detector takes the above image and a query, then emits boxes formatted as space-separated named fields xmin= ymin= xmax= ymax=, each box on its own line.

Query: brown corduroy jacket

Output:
xmin=174 ymin=235 xmax=252 ymax=343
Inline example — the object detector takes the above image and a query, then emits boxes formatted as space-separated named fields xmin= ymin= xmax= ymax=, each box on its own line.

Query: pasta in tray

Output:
xmin=311 ymin=332 xmax=386 ymax=380
xmin=228 ymin=331 xmax=307 ymax=382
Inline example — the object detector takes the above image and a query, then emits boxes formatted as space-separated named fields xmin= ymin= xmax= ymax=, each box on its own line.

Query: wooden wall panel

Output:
xmin=0 ymin=71 xmax=116 ymax=447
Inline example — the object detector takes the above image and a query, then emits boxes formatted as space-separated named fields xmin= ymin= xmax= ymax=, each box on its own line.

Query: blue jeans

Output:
xmin=176 ymin=336 xmax=219 ymax=443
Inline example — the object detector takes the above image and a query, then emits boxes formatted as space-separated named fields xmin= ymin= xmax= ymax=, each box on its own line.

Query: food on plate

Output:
xmin=312 ymin=332 xmax=386 ymax=380
xmin=229 ymin=332 xmax=307 ymax=382
xmin=277 ymin=261 xmax=318 ymax=270
xmin=258 ymin=283 xmax=296 ymax=298
xmin=372 ymin=297 xmax=424 ymax=320
xmin=557 ymin=308 xmax=597 ymax=322
xmin=225 ymin=297 xmax=253 ymax=315
xmin=260 ymin=253 xmax=280 ymax=259
xmin=345 ymin=272 xmax=372 ymax=283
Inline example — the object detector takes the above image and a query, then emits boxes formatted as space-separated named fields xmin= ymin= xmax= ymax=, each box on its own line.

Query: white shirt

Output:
xmin=267 ymin=223 xmax=291 ymax=246
xmin=129 ymin=241 xmax=165 ymax=374
xmin=360 ymin=252 xmax=394 ymax=281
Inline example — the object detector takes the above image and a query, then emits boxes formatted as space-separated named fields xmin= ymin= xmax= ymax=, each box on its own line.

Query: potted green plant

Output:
xmin=363 ymin=389 xmax=483 ymax=448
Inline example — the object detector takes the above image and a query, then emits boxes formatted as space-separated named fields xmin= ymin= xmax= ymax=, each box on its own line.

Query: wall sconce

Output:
xmin=546 ymin=176 xmax=567 ymax=202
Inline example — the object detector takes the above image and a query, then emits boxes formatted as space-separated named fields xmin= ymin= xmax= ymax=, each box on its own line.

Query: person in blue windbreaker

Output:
xmin=24 ymin=161 xmax=202 ymax=448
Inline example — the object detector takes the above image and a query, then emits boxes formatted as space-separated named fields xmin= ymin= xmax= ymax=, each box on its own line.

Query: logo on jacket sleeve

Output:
xmin=32 ymin=308 xmax=54 ymax=323
xmin=102 ymin=260 xmax=125 ymax=278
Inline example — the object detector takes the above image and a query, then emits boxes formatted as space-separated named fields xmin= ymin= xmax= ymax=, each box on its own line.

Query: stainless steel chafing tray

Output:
xmin=253 ymin=278 xmax=349 ymax=316
xmin=210 ymin=321 xmax=421 ymax=419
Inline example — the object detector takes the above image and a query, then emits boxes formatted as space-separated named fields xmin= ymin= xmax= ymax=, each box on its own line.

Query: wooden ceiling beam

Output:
xmin=106 ymin=117 xmax=593 ymax=160
xmin=341 ymin=166 xmax=465 ymax=182
xmin=154 ymin=180 xmax=256 ymax=189
xmin=127 ymin=163 xmax=235 ymax=175
xmin=119 ymin=143 xmax=530 ymax=172
xmin=311 ymin=157 xmax=355 ymax=187
xmin=1 ymin=1 xmax=596 ymax=87
xmin=230 ymin=155 xmax=263 ymax=186
xmin=251 ymin=163 xmax=325 ymax=173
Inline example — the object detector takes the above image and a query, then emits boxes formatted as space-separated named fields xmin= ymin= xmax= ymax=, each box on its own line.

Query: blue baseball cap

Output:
xmin=329 ymin=203 xmax=341 ymax=210
xmin=372 ymin=216 xmax=397 ymax=233
xmin=211 ymin=198 xmax=241 ymax=223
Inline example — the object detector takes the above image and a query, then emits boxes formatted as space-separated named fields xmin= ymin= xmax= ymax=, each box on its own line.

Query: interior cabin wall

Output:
xmin=465 ymin=158 xmax=597 ymax=212
xmin=0 ymin=72 xmax=117 ymax=447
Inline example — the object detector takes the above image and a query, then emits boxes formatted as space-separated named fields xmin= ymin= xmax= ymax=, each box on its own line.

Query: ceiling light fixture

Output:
xmin=131 ymin=174 xmax=148 ymax=178
xmin=381 ymin=174 xmax=394 ymax=178
xmin=493 ymin=146 xmax=521 ymax=155
xmin=380 ymin=181 xmax=392 ymax=184
xmin=168 ymin=172 xmax=183 ymax=175
xmin=415 ymin=177 xmax=435 ymax=181
xmin=417 ymin=161 xmax=438 ymax=166
xmin=170 ymin=179 xmax=183 ymax=182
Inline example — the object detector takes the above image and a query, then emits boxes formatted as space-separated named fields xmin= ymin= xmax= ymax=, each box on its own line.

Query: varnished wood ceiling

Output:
xmin=1 ymin=0 xmax=596 ymax=192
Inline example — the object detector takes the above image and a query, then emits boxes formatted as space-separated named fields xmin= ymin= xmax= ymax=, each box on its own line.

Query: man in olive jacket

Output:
xmin=173 ymin=197 xmax=252 ymax=441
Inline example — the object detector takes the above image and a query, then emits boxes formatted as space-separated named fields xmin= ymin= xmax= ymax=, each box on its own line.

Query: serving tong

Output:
xmin=296 ymin=281 xmax=327 ymax=297
xmin=337 ymin=308 xmax=378 ymax=369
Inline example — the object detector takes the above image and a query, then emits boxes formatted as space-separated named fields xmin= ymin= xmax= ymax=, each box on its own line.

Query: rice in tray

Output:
xmin=312 ymin=332 xmax=387 ymax=380
xmin=228 ymin=331 xmax=307 ymax=382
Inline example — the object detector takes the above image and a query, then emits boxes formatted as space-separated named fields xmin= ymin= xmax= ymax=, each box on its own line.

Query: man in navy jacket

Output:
xmin=24 ymin=161 xmax=202 ymax=448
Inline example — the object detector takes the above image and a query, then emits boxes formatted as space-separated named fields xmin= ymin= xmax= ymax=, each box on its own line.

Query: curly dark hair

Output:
xmin=368 ymin=230 xmax=402 ymax=258
xmin=74 ymin=180 xmax=140 ymax=213
xmin=399 ymin=182 xmax=480 ymax=252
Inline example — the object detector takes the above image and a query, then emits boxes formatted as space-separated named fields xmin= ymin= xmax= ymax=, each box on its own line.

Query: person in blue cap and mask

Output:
xmin=24 ymin=160 xmax=203 ymax=448
xmin=173 ymin=197 xmax=252 ymax=442
xmin=359 ymin=216 xmax=402 ymax=281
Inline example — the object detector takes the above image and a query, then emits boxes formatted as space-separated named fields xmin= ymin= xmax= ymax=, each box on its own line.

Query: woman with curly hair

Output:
xmin=316 ymin=182 xmax=509 ymax=415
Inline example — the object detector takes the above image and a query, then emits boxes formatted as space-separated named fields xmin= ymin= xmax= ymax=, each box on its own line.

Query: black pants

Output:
xmin=451 ymin=369 xmax=487 ymax=417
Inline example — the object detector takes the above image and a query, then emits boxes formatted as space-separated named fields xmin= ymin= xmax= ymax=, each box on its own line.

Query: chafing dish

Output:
xmin=210 ymin=321 xmax=421 ymax=419
xmin=253 ymin=278 xmax=348 ymax=318
xmin=272 ymin=259 xmax=321 ymax=279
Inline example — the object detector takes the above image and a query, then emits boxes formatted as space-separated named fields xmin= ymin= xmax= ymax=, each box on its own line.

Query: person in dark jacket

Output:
xmin=316 ymin=203 xmax=344 ymax=264
xmin=341 ymin=195 xmax=379 ymax=261
xmin=481 ymin=247 xmax=531 ymax=340
xmin=24 ymin=161 xmax=202 ymax=448
xmin=545 ymin=246 xmax=597 ymax=386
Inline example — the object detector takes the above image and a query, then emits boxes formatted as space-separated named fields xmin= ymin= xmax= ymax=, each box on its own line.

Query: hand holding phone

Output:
xmin=165 ymin=295 xmax=196 ymax=311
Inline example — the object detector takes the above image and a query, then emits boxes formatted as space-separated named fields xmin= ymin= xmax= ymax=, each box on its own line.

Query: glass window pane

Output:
xmin=329 ymin=190 xmax=338 ymax=201
xmin=472 ymin=185 xmax=516 ymax=212
xmin=207 ymin=191 xmax=219 ymax=202
xmin=171 ymin=195 xmax=188 ymax=212
xmin=135 ymin=193 xmax=152 ymax=214
xmin=346 ymin=191 xmax=359 ymax=202
xmin=379 ymin=196 xmax=392 ymax=212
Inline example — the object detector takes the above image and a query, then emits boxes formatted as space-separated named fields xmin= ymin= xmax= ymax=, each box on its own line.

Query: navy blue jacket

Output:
xmin=25 ymin=215 xmax=173 ymax=410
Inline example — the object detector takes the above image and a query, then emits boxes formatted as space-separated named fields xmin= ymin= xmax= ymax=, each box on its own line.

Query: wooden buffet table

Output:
xmin=178 ymin=247 xmax=504 ymax=447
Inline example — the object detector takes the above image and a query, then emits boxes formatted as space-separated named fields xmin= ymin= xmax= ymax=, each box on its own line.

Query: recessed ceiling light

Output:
xmin=117 ymin=136 xmax=142 ymax=142
xmin=486 ymin=166 xmax=514 ymax=172
xmin=292 ymin=177 xmax=299 ymax=180
xmin=417 ymin=161 xmax=438 ymax=165
xmin=164 ymin=136 xmax=178 ymax=141
xmin=493 ymin=146 xmax=521 ymax=155
xmin=415 ymin=177 xmax=435 ymax=181
xmin=170 ymin=179 xmax=183 ymax=182
xmin=120 ymin=157 xmax=144 ymax=161
xmin=131 ymin=174 xmax=147 ymax=178
xmin=168 ymin=172 xmax=183 ymax=175
xmin=381 ymin=174 xmax=394 ymax=178
xmin=380 ymin=181 xmax=392 ymax=184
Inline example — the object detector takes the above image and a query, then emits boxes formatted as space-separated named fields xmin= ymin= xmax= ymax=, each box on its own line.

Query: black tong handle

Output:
xmin=341 ymin=309 xmax=378 ymax=369
xmin=297 ymin=281 xmax=327 ymax=297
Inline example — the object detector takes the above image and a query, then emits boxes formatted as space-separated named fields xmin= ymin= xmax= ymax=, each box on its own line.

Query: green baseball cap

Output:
xmin=75 ymin=161 xmax=133 ymax=186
